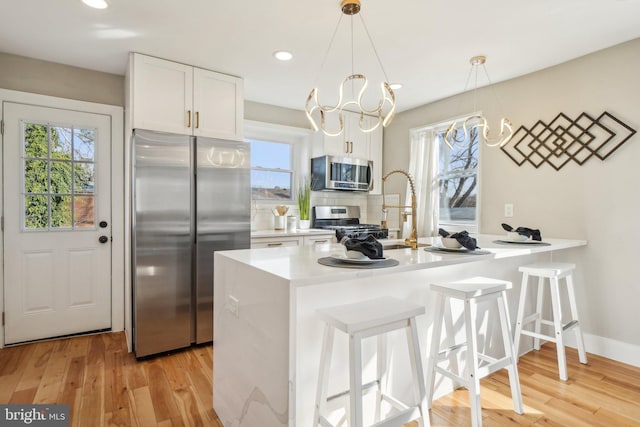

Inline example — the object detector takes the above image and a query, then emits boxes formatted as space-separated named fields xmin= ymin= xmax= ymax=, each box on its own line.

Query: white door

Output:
xmin=3 ymin=102 xmax=112 ymax=344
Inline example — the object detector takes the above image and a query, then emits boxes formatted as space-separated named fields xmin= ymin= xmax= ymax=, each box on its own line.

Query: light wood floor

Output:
xmin=1 ymin=331 xmax=639 ymax=426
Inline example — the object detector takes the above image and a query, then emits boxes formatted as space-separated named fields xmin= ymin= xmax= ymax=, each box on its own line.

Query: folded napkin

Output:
xmin=501 ymin=223 xmax=542 ymax=241
xmin=438 ymin=228 xmax=479 ymax=250
xmin=339 ymin=234 xmax=385 ymax=259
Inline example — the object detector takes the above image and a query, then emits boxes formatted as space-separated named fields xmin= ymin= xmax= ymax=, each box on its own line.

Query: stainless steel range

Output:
xmin=312 ymin=205 xmax=388 ymax=239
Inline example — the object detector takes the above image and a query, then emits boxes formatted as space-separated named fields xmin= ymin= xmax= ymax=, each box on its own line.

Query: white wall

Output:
xmin=383 ymin=38 xmax=640 ymax=351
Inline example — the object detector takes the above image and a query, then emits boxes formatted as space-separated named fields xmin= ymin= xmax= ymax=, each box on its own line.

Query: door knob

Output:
xmin=99 ymin=221 xmax=108 ymax=228
xmin=99 ymin=236 xmax=109 ymax=244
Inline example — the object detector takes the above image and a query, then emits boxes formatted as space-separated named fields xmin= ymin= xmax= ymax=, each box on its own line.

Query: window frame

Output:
xmin=244 ymin=120 xmax=312 ymax=204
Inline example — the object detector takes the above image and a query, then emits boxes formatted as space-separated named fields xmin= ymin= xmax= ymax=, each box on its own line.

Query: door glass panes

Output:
xmin=22 ymin=122 xmax=97 ymax=230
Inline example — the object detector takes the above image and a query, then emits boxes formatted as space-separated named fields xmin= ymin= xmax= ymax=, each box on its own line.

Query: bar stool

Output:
xmin=314 ymin=296 xmax=429 ymax=427
xmin=513 ymin=262 xmax=587 ymax=381
xmin=425 ymin=277 xmax=523 ymax=427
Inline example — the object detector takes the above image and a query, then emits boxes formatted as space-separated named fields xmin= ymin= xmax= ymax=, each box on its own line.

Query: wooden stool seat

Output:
xmin=426 ymin=277 xmax=523 ymax=427
xmin=513 ymin=262 xmax=587 ymax=381
xmin=314 ymin=296 xmax=429 ymax=427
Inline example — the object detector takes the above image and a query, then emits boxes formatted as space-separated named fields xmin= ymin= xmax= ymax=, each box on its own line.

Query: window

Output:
xmin=436 ymin=124 xmax=480 ymax=231
xmin=22 ymin=122 xmax=96 ymax=230
xmin=248 ymin=138 xmax=293 ymax=201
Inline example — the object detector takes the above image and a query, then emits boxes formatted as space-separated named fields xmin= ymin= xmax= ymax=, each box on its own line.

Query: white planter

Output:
xmin=299 ymin=219 xmax=310 ymax=229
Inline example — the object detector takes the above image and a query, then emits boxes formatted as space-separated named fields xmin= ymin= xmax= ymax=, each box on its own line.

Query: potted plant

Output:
xmin=297 ymin=178 xmax=311 ymax=229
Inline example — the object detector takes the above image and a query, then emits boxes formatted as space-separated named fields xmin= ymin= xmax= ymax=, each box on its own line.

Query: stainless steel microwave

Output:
xmin=311 ymin=155 xmax=373 ymax=192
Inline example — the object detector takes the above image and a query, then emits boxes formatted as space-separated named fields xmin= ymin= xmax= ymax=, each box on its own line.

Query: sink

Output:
xmin=383 ymin=243 xmax=430 ymax=250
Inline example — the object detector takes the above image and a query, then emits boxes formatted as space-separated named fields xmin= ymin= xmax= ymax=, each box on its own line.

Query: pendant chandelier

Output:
xmin=444 ymin=55 xmax=513 ymax=149
xmin=305 ymin=0 xmax=396 ymax=136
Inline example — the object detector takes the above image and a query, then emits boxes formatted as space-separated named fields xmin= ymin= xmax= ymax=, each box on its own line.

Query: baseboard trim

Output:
xmin=563 ymin=332 xmax=640 ymax=368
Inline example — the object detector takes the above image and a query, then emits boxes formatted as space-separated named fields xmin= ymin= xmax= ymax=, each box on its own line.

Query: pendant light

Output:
xmin=444 ymin=55 xmax=513 ymax=149
xmin=305 ymin=0 xmax=396 ymax=136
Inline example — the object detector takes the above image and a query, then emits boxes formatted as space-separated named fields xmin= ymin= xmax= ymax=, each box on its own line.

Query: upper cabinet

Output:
xmin=310 ymin=110 xmax=376 ymax=159
xmin=129 ymin=53 xmax=243 ymax=140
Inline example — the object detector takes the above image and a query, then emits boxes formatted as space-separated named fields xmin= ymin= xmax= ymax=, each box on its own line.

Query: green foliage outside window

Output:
xmin=23 ymin=124 xmax=95 ymax=229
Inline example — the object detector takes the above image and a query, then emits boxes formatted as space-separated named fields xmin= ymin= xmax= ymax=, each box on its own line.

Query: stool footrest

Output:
xmin=563 ymin=320 xmax=579 ymax=331
xmin=521 ymin=312 xmax=540 ymax=325
xmin=520 ymin=329 xmax=556 ymax=343
xmin=326 ymin=380 xmax=379 ymax=402
xmin=437 ymin=342 xmax=467 ymax=360
xmin=478 ymin=356 xmax=514 ymax=378
xmin=381 ymin=393 xmax=410 ymax=412
xmin=318 ymin=415 xmax=334 ymax=427
xmin=371 ymin=407 xmax=421 ymax=427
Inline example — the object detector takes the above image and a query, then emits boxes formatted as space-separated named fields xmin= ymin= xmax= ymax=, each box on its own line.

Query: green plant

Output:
xmin=297 ymin=178 xmax=311 ymax=220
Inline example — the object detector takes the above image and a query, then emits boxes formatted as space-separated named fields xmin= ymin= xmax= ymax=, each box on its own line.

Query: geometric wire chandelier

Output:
xmin=305 ymin=0 xmax=396 ymax=136
xmin=444 ymin=55 xmax=513 ymax=149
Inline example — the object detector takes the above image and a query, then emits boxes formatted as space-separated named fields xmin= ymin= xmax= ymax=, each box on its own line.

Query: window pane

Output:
xmin=25 ymin=160 xmax=49 ymax=193
xmin=73 ymin=128 xmax=95 ymax=161
xmin=251 ymin=170 xmax=291 ymax=200
xmin=24 ymin=123 xmax=49 ymax=159
xmin=439 ymin=176 xmax=477 ymax=221
xmin=25 ymin=195 xmax=48 ymax=229
xmin=250 ymin=140 xmax=291 ymax=169
xmin=51 ymin=126 xmax=73 ymax=160
xmin=74 ymin=163 xmax=95 ymax=194
xmin=51 ymin=195 xmax=72 ymax=228
xmin=438 ymin=126 xmax=479 ymax=225
xmin=74 ymin=196 xmax=95 ymax=228
xmin=50 ymin=161 xmax=72 ymax=194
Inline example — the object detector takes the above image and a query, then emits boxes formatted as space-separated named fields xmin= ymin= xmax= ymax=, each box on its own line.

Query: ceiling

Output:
xmin=1 ymin=0 xmax=640 ymax=113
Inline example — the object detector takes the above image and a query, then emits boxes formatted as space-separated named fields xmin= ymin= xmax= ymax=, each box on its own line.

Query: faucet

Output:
xmin=381 ymin=169 xmax=418 ymax=250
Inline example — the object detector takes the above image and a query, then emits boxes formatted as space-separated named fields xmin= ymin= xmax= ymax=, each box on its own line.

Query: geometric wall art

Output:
xmin=500 ymin=111 xmax=637 ymax=171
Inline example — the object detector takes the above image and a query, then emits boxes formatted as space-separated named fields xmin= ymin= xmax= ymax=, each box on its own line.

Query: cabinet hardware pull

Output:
xmin=344 ymin=141 xmax=349 ymax=153
xmin=314 ymin=240 xmax=328 ymax=243
xmin=196 ymin=111 xmax=200 ymax=129
xmin=187 ymin=110 xmax=192 ymax=128
xmin=349 ymin=141 xmax=353 ymax=153
xmin=267 ymin=242 xmax=283 ymax=247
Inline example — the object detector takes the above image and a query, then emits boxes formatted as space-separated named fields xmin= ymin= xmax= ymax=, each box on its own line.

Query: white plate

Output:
xmin=497 ymin=239 xmax=545 ymax=244
xmin=432 ymin=245 xmax=471 ymax=253
xmin=329 ymin=254 xmax=388 ymax=264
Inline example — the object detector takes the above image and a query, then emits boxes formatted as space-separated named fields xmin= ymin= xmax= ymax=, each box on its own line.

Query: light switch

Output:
xmin=504 ymin=203 xmax=514 ymax=217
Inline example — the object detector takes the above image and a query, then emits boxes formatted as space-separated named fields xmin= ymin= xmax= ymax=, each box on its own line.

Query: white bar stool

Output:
xmin=425 ymin=277 xmax=523 ymax=427
xmin=314 ymin=296 xmax=429 ymax=427
xmin=513 ymin=262 xmax=587 ymax=381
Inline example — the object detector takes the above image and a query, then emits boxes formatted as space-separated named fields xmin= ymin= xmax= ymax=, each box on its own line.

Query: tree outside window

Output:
xmin=437 ymin=126 xmax=479 ymax=228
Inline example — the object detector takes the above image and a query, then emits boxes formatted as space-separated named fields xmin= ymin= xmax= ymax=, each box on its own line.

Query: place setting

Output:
xmin=424 ymin=229 xmax=492 ymax=255
xmin=318 ymin=232 xmax=399 ymax=269
xmin=493 ymin=223 xmax=551 ymax=246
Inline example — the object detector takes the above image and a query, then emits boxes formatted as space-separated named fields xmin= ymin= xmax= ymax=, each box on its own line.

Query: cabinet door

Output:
xmin=251 ymin=236 xmax=302 ymax=248
xmin=368 ymin=116 xmax=383 ymax=195
xmin=193 ymin=68 xmax=243 ymax=140
xmin=131 ymin=54 xmax=193 ymax=135
xmin=346 ymin=112 xmax=371 ymax=159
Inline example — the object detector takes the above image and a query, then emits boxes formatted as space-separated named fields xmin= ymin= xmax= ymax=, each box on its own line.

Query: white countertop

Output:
xmin=218 ymin=234 xmax=587 ymax=287
xmin=250 ymin=228 xmax=336 ymax=238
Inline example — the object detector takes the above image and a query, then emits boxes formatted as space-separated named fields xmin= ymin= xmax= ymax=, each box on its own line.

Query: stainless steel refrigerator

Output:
xmin=131 ymin=129 xmax=250 ymax=358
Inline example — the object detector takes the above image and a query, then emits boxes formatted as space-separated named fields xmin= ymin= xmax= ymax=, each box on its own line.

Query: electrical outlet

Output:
xmin=226 ymin=295 xmax=239 ymax=317
xmin=504 ymin=203 xmax=514 ymax=218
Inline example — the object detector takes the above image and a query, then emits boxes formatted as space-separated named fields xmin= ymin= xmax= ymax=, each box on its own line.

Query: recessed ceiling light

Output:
xmin=389 ymin=83 xmax=403 ymax=90
xmin=82 ymin=0 xmax=108 ymax=9
xmin=273 ymin=51 xmax=293 ymax=61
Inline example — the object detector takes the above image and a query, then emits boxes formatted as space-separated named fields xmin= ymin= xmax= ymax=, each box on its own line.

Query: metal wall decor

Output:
xmin=500 ymin=111 xmax=636 ymax=171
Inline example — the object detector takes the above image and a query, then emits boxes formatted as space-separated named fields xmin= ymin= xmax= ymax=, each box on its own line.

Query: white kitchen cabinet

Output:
xmin=303 ymin=234 xmax=335 ymax=245
xmin=129 ymin=53 xmax=243 ymax=140
xmin=251 ymin=232 xmax=335 ymax=248
xmin=251 ymin=236 xmax=302 ymax=249
xmin=310 ymin=111 xmax=380 ymax=161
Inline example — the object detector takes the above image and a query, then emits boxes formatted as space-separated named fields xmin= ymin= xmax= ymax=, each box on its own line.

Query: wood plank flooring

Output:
xmin=1 ymin=331 xmax=639 ymax=426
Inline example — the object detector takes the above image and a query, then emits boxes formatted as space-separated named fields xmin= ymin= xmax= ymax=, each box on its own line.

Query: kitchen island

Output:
xmin=213 ymin=235 xmax=586 ymax=427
